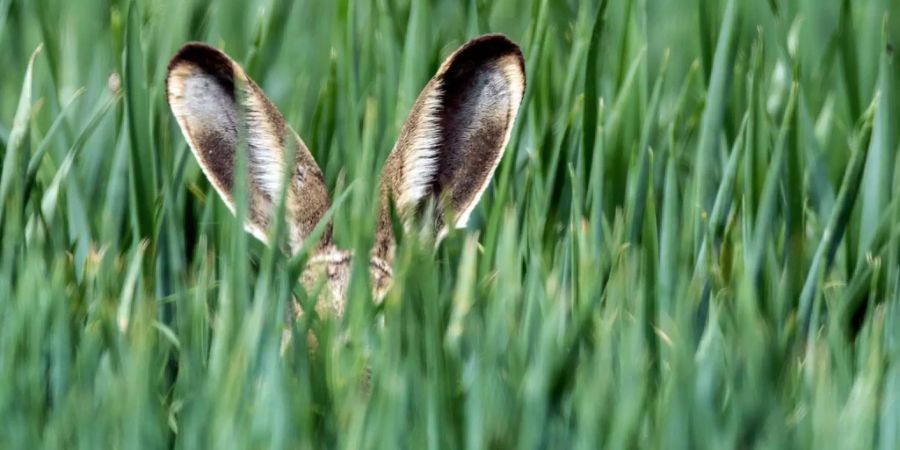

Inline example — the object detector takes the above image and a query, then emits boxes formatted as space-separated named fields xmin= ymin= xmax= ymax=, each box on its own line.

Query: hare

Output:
xmin=165 ymin=34 xmax=525 ymax=318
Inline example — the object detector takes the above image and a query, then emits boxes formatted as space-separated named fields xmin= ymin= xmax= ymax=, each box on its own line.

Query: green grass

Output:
xmin=2 ymin=0 xmax=900 ymax=448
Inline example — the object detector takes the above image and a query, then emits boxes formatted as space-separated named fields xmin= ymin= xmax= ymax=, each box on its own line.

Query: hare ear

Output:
xmin=375 ymin=34 xmax=525 ymax=259
xmin=166 ymin=43 xmax=331 ymax=253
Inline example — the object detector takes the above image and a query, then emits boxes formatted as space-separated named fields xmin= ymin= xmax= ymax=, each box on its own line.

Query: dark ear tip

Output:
xmin=167 ymin=42 xmax=230 ymax=73
xmin=465 ymin=33 xmax=523 ymax=56
xmin=166 ymin=42 xmax=237 ymax=102
xmin=445 ymin=33 xmax=526 ymax=80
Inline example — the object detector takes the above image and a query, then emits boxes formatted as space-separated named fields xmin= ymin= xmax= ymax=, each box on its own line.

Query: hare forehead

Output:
xmin=307 ymin=249 xmax=393 ymax=278
xmin=302 ymin=249 xmax=393 ymax=309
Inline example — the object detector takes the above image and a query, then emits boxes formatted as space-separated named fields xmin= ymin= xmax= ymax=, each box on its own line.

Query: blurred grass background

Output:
xmin=1 ymin=0 xmax=900 ymax=448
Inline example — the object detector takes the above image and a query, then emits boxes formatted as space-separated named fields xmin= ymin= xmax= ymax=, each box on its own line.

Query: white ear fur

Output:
xmin=397 ymin=81 xmax=444 ymax=213
xmin=244 ymin=93 xmax=288 ymax=204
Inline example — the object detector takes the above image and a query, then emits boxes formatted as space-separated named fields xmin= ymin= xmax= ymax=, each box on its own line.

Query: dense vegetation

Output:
xmin=1 ymin=0 xmax=899 ymax=448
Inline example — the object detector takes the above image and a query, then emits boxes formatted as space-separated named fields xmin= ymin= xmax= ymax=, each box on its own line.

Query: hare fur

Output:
xmin=166 ymin=34 xmax=525 ymax=318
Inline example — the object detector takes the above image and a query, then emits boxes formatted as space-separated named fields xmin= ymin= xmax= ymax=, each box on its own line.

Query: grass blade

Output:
xmin=0 ymin=45 xmax=41 ymax=226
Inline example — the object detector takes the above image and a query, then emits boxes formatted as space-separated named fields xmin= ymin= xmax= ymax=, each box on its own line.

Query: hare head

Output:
xmin=166 ymin=34 xmax=525 ymax=317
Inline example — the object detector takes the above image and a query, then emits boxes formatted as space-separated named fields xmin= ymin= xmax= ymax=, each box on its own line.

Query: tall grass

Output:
xmin=1 ymin=0 xmax=899 ymax=448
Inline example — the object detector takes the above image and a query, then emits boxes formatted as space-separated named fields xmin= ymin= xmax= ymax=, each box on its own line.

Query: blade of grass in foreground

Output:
xmin=748 ymin=83 xmax=797 ymax=285
xmin=124 ymin=0 xmax=155 ymax=241
xmin=693 ymin=0 xmax=737 ymax=234
xmin=40 ymin=92 xmax=119 ymax=223
xmin=0 ymin=46 xmax=40 ymax=226
xmin=693 ymin=111 xmax=748 ymax=278
xmin=22 ymin=87 xmax=85 ymax=203
xmin=582 ymin=0 xmax=609 ymax=182
xmin=626 ymin=48 xmax=667 ymax=243
xmin=859 ymin=34 xmax=896 ymax=260
xmin=799 ymin=97 xmax=877 ymax=333
xmin=831 ymin=198 xmax=899 ymax=333
xmin=838 ymin=0 xmax=862 ymax=121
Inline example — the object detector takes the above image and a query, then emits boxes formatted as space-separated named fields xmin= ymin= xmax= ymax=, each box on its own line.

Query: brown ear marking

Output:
xmin=166 ymin=42 xmax=332 ymax=251
xmin=375 ymin=33 xmax=525 ymax=262
xmin=166 ymin=43 xmax=240 ymax=206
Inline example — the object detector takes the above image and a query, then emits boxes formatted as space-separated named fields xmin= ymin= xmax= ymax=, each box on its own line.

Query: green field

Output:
xmin=2 ymin=0 xmax=900 ymax=448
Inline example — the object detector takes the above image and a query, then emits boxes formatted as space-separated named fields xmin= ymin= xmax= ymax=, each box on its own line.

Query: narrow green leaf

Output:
xmin=22 ymin=87 xmax=85 ymax=203
xmin=582 ymin=0 xmax=609 ymax=183
xmin=40 ymin=93 xmax=119 ymax=222
xmin=124 ymin=0 xmax=155 ymax=240
xmin=693 ymin=0 xmax=737 ymax=225
xmin=799 ymin=98 xmax=878 ymax=331
xmin=0 ymin=45 xmax=41 ymax=226
xmin=748 ymin=82 xmax=797 ymax=284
